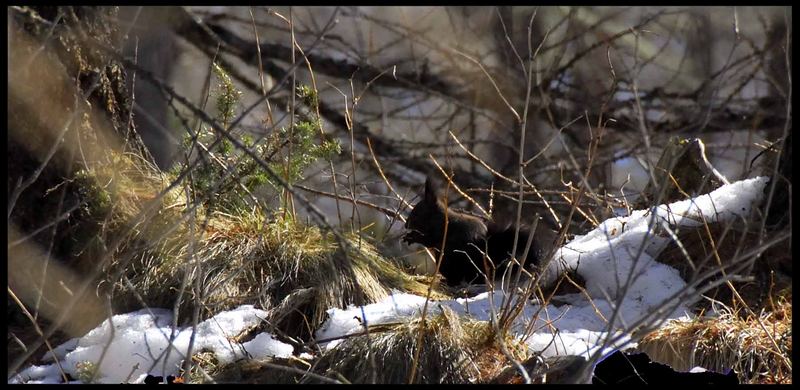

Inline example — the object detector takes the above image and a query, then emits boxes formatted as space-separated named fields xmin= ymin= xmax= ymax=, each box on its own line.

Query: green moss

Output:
xmin=212 ymin=62 xmax=242 ymax=129
xmin=75 ymin=361 xmax=98 ymax=383
xmin=171 ymin=80 xmax=341 ymax=214
xmin=296 ymin=84 xmax=319 ymax=109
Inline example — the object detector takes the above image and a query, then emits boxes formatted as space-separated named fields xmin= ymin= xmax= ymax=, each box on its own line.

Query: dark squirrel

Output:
xmin=403 ymin=177 xmax=548 ymax=286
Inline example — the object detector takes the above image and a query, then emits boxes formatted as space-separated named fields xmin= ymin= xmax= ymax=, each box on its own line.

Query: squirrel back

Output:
xmin=403 ymin=177 xmax=547 ymax=286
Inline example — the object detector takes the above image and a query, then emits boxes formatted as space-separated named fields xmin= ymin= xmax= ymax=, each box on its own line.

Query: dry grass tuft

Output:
xmin=77 ymin=153 xmax=448 ymax=340
xmin=304 ymin=308 xmax=527 ymax=384
xmin=177 ymin=210 xmax=446 ymax=338
xmin=637 ymin=295 xmax=792 ymax=384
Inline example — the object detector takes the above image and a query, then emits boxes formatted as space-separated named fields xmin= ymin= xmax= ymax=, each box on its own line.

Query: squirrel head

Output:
xmin=403 ymin=177 xmax=487 ymax=248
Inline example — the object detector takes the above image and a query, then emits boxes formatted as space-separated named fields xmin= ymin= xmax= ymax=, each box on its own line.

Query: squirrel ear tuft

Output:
xmin=424 ymin=176 xmax=438 ymax=203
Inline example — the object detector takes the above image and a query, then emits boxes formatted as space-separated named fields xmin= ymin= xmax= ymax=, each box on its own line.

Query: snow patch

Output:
xmin=10 ymin=305 xmax=291 ymax=384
